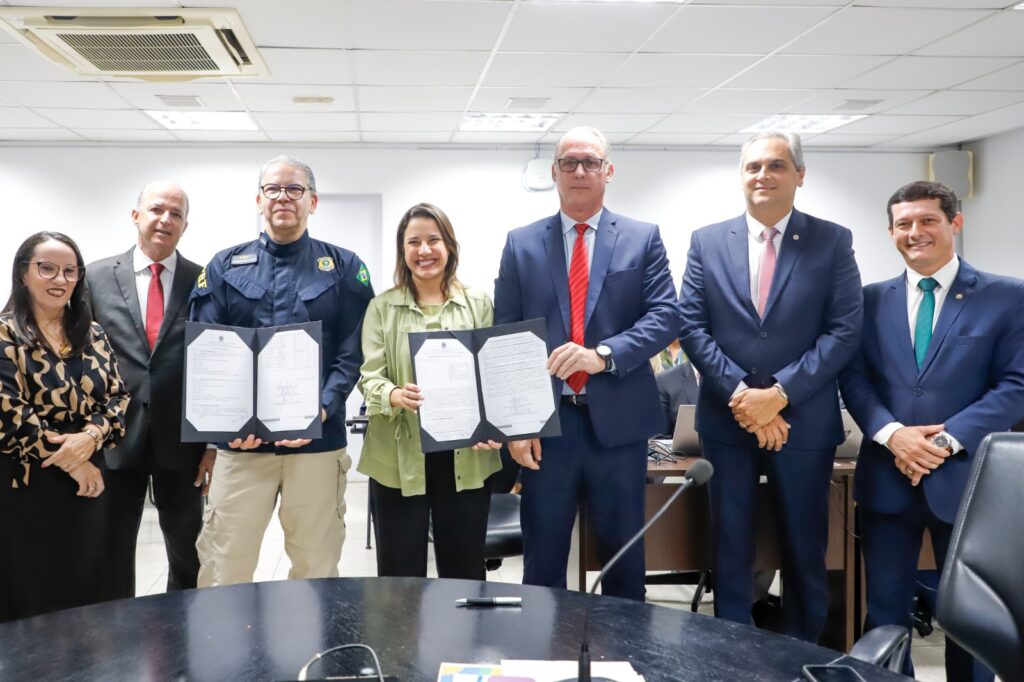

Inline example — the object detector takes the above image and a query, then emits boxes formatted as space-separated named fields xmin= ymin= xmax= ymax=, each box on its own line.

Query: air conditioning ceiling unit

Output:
xmin=0 ymin=7 xmax=268 ymax=81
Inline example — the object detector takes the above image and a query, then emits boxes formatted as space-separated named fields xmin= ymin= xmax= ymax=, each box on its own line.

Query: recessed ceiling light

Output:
xmin=144 ymin=110 xmax=258 ymax=131
xmin=742 ymin=114 xmax=867 ymax=135
xmin=292 ymin=96 xmax=335 ymax=104
xmin=460 ymin=112 xmax=563 ymax=133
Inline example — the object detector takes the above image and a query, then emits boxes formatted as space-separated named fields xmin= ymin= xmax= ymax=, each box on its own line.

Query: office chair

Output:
xmin=484 ymin=446 xmax=523 ymax=571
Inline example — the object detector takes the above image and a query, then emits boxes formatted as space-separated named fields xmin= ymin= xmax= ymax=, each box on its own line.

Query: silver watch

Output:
xmin=595 ymin=344 xmax=613 ymax=372
xmin=931 ymin=432 xmax=954 ymax=454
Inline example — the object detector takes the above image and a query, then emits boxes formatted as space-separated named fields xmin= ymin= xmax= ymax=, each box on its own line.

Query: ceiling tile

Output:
xmin=0 ymin=127 xmax=82 ymax=141
xmin=952 ymin=60 xmax=1024 ymax=90
xmin=855 ymin=1 xmax=1016 ymax=9
xmin=33 ymin=107 xmax=158 ymax=129
xmin=917 ymin=11 xmax=1024 ymax=57
xmin=679 ymin=89 xmax=816 ymax=114
xmin=708 ymin=133 xmax=751 ymax=146
xmin=552 ymin=113 xmax=665 ymax=133
xmin=450 ymin=131 xmax=547 ymax=144
xmin=77 ymin=128 xmax=177 ymax=142
xmin=359 ymin=86 xmax=472 ymax=112
xmin=354 ymin=51 xmax=487 ymax=86
xmin=787 ymin=89 xmax=934 ymax=114
xmin=837 ymin=114 xmax=964 ymax=135
xmin=623 ymin=132 xmax=724 ymax=146
xmin=644 ymin=6 xmax=834 ymax=54
xmin=234 ymin=84 xmax=356 ymax=112
xmin=603 ymin=55 xmax=759 ymax=88
xmin=0 ymin=44 xmax=75 ymax=81
xmin=501 ymin=2 xmax=674 ymax=53
xmin=883 ymin=100 xmax=1024 ymax=147
xmin=800 ymin=133 xmax=903 ymax=147
xmin=577 ymin=88 xmax=704 ymax=114
xmin=0 ymin=93 xmax=16 ymax=107
xmin=360 ymin=132 xmax=453 ymax=143
xmin=781 ymin=7 xmax=988 ymax=55
xmin=728 ymin=55 xmax=890 ymax=89
xmin=170 ymin=130 xmax=270 ymax=142
xmin=842 ymin=56 xmax=1017 ymax=90
xmin=108 ymin=82 xmax=244 ymax=110
xmin=540 ymin=130 xmax=636 ymax=145
xmin=885 ymin=90 xmax=1024 ymax=115
xmin=0 ymin=107 xmax=59 ymax=127
xmin=0 ymin=81 xmax=129 ymax=109
xmin=470 ymin=87 xmax=591 ymax=112
xmin=485 ymin=53 xmax=626 ymax=88
xmin=259 ymin=48 xmax=354 ymax=85
xmin=360 ymin=112 xmax=461 ymax=131
xmin=252 ymin=111 xmax=358 ymax=131
xmin=647 ymin=113 xmax=767 ymax=134
xmin=694 ymin=0 xmax=846 ymax=4
xmin=186 ymin=0 xmax=349 ymax=49
xmin=266 ymin=131 xmax=361 ymax=142
xmin=349 ymin=0 xmax=510 ymax=51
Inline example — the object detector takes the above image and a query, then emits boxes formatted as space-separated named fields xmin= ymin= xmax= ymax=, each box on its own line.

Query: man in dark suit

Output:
xmin=87 ymin=182 xmax=214 ymax=596
xmin=840 ymin=181 xmax=1024 ymax=681
xmin=494 ymin=126 xmax=680 ymax=600
xmin=679 ymin=131 xmax=863 ymax=641
xmin=655 ymin=360 xmax=699 ymax=436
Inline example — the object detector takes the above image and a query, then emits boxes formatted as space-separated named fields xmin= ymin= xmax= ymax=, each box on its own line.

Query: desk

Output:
xmin=0 ymin=578 xmax=908 ymax=681
xmin=579 ymin=458 xmax=858 ymax=651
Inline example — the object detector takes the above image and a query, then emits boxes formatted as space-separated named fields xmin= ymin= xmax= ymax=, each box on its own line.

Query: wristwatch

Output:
xmin=931 ymin=432 xmax=954 ymax=454
xmin=595 ymin=344 xmax=613 ymax=372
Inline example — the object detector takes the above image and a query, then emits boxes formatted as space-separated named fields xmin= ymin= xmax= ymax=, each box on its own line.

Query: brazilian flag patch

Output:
xmin=356 ymin=262 xmax=370 ymax=286
xmin=196 ymin=267 xmax=207 ymax=289
xmin=317 ymin=256 xmax=335 ymax=272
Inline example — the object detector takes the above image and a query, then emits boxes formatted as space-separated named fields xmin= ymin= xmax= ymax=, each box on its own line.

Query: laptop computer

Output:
xmin=836 ymin=409 xmax=863 ymax=459
xmin=671 ymin=405 xmax=702 ymax=457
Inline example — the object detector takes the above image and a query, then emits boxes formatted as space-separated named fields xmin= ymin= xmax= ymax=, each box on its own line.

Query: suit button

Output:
xmin=759 ymin=332 xmax=768 ymax=339
xmin=913 ymin=387 xmax=923 ymax=396
xmin=751 ymin=367 xmax=758 ymax=374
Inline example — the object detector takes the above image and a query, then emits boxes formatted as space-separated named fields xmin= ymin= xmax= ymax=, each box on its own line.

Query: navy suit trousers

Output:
xmin=519 ymin=402 xmax=647 ymax=601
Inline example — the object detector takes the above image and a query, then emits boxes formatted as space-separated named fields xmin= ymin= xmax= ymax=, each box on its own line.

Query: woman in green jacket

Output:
xmin=358 ymin=203 xmax=501 ymax=579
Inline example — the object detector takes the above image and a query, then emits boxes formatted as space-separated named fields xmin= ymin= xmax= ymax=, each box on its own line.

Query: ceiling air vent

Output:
xmin=829 ymin=99 xmax=884 ymax=112
xmin=0 ymin=7 xmax=268 ymax=81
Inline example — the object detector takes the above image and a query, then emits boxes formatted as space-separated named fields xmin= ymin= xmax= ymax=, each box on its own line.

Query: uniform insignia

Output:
xmin=356 ymin=262 xmax=370 ymax=286
xmin=231 ymin=253 xmax=257 ymax=266
xmin=318 ymin=256 xmax=336 ymax=272
xmin=197 ymin=267 xmax=207 ymax=289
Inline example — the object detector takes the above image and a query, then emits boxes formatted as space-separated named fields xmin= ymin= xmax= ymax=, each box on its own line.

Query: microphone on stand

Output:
xmin=559 ymin=458 xmax=714 ymax=682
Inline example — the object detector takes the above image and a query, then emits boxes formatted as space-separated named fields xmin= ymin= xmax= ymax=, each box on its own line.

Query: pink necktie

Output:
xmin=567 ymin=224 xmax=589 ymax=394
xmin=146 ymin=263 xmax=165 ymax=351
xmin=757 ymin=227 xmax=778 ymax=317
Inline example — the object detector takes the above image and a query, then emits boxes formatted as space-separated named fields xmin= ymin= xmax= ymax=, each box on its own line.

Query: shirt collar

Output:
xmin=392 ymin=283 xmax=469 ymax=312
xmin=133 ymin=247 xmax=177 ymax=274
xmin=907 ymin=254 xmax=960 ymax=293
xmin=259 ymin=229 xmax=310 ymax=257
xmin=561 ymin=209 xmax=603 ymax=235
xmin=745 ymin=210 xmax=792 ymax=241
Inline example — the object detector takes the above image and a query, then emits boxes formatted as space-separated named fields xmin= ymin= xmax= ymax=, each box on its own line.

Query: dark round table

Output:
xmin=0 ymin=577 xmax=909 ymax=681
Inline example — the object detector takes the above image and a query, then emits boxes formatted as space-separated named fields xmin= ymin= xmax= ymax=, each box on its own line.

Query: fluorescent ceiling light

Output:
xmin=460 ymin=112 xmax=563 ymax=133
xmin=144 ymin=110 xmax=258 ymax=131
xmin=742 ymin=114 xmax=867 ymax=135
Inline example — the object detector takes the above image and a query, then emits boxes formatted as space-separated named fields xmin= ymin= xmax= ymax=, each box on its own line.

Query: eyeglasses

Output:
xmin=556 ymin=157 xmax=606 ymax=173
xmin=26 ymin=261 xmax=84 ymax=282
xmin=260 ymin=184 xmax=312 ymax=201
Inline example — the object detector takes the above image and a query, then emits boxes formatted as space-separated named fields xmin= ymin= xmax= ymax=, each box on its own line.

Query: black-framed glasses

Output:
xmin=556 ymin=156 xmax=606 ymax=173
xmin=260 ymin=184 xmax=312 ymax=201
xmin=25 ymin=261 xmax=84 ymax=282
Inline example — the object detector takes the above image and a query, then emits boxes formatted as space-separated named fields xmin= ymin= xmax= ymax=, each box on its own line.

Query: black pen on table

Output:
xmin=455 ymin=597 xmax=522 ymax=607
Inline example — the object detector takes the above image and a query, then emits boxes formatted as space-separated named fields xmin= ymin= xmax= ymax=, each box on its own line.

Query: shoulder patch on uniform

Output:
xmin=356 ymin=262 xmax=370 ymax=286
xmin=317 ymin=256 xmax=336 ymax=272
xmin=196 ymin=267 xmax=207 ymax=289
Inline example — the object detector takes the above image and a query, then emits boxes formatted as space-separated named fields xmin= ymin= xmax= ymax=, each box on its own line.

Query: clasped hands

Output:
xmin=886 ymin=424 xmax=949 ymax=487
xmin=729 ymin=387 xmax=790 ymax=452
xmin=41 ymin=430 xmax=104 ymax=497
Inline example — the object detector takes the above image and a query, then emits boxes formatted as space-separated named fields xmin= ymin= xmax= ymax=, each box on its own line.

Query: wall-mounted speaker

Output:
xmin=928 ymin=150 xmax=973 ymax=199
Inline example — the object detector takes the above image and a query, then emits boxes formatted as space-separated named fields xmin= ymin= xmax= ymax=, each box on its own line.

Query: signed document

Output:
xmin=182 ymin=321 xmax=322 ymax=442
xmin=409 ymin=318 xmax=559 ymax=452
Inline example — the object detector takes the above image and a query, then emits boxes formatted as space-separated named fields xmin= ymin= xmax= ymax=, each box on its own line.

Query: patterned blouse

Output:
xmin=0 ymin=315 xmax=130 ymax=488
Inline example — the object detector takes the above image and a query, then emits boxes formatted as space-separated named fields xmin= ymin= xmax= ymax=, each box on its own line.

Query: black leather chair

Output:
xmin=484 ymin=446 xmax=523 ymax=571
xmin=934 ymin=432 xmax=1024 ymax=682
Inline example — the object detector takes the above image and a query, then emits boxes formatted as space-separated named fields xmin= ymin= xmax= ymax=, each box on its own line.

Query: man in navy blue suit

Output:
xmin=494 ymin=127 xmax=680 ymax=600
xmin=679 ymin=131 xmax=863 ymax=641
xmin=840 ymin=181 xmax=1024 ymax=681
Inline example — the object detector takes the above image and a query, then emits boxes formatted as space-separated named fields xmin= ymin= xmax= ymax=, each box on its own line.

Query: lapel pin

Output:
xmin=792 ymin=234 xmax=800 ymax=240
xmin=955 ymin=293 xmax=964 ymax=300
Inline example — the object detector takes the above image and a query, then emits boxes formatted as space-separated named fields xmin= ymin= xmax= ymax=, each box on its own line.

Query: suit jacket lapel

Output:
xmin=726 ymin=217 xmax=757 ymax=319
xmin=153 ymin=252 xmax=194 ymax=352
xmin=113 ymin=247 xmax=149 ymax=350
xmin=585 ymin=210 xmax=619 ymax=327
xmin=542 ymin=214 xmax=571 ymax=337
xmin=883 ymin=276 xmax=919 ymax=385
xmin=919 ymin=261 xmax=977 ymax=376
xmin=761 ymin=209 xmax=806 ymax=321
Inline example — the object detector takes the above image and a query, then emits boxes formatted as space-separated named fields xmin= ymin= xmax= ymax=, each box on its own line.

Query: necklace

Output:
xmin=38 ymin=321 xmax=71 ymax=358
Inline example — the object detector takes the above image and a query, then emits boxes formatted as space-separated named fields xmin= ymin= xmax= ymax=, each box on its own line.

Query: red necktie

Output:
xmin=757 ymin=226 xmax=778 ymax=317
xmin=567 ymin=224 xmax=589 ymax=394
xmin=146 ymin=263 xmax=165 ymax=351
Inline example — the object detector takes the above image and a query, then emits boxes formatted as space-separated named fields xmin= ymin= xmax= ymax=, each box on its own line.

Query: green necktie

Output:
xmin=914 ymin=277 xmax=938 ymax=370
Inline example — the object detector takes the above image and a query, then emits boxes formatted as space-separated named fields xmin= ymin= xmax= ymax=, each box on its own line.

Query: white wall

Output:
xmin=0 ymin=144 xmax=928 ymax=306
xmin=964 ymin=127 xmax=1024 ymax=280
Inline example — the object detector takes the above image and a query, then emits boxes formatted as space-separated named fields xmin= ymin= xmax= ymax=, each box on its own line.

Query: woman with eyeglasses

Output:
xmin=0 ymin=232 xmax=130 ymax=622
xmin=358 ymin=203 xmax=501 ymax=579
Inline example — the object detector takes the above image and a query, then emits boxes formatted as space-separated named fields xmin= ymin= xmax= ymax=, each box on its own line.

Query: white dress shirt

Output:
xmin=133 ymin=248 xmax=177 ymax=326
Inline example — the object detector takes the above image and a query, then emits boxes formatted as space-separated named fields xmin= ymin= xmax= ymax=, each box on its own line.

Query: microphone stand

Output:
xmin=559 ymin=459 xmax=714 ymax=682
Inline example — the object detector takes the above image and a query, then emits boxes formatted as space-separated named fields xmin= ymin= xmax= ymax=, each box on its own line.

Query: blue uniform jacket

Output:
xmin=189 ymin=230 xmax=374 ymax=454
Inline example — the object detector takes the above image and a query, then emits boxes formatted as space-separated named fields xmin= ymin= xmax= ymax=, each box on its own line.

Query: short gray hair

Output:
xmin=554 ymin=126 xmax=611 ymax=161
xmin=259 ymin=155 xmax=317 ymax=192
xmin=740 ymin=131 xmax=804 ymax=171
